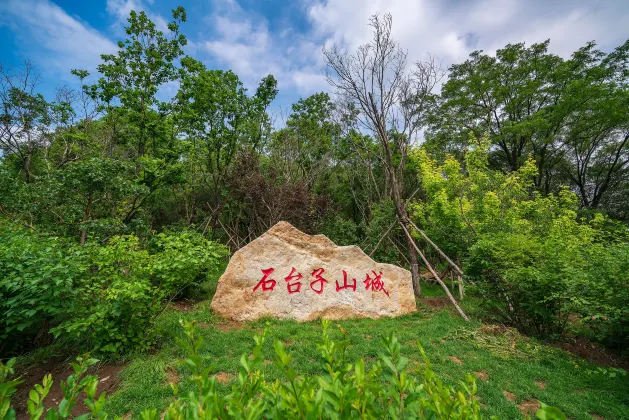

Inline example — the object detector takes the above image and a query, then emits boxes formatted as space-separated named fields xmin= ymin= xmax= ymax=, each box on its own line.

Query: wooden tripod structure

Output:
xmin=370 ymin=216 xmax=470 ymax=321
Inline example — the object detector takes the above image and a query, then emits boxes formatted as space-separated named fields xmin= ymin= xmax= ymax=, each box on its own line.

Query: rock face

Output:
xmin=210 ymin=221 xmax=416 ymax=321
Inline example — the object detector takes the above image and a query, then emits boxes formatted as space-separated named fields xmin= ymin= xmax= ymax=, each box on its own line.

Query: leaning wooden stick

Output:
xmin=369 ymin=220 xmax=396 ymax=257
xmin=408 ymin=219 xmax=464 ymax=277
xmin=399 ymin=221 xmax=469 ymax=321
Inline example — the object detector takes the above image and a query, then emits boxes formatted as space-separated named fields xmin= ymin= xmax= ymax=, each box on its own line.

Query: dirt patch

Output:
xmin=14 ymin=358 xmax=126 ymax=420
xmin=535 ymin=380 xmax=546 ymax=389
xmin=474 ymin=371 xmax=488 ymax=380
xmin=214 ymin=372 xmax=234 ymax=384
xmin=169 ymin=298 xmax=203 ymax=312
xmin=165 ymin=367 xmax=180 ymax=384
xmin=449 ymin=356 xmax=464 ymax=365
xmin=517 ymin=399 xmax=540 ymax=417
xmin=552 ymin=335 xmax=629 ymax=370
xmin=422 ymin=297 xmax=452 ymax=310
xmin=590 ymin=413 xmax=605 ymax=419
xmin=503 ymin=390 xmax=515 ymax=401
xmin=215 ymin=321 xmax=250 ymax=332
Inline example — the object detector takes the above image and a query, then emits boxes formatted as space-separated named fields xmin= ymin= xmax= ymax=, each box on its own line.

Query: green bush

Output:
xmin=413 ymin=138 xmax=629 ymax=344
xmin=0 ymin=224 xmax=228 ymax=357
xmin=0 ymin=321 xmax=567 ymax=419
xmin=149 ymin=230 xmax=229 ymax=298
xmin=0 ymin=224 xmax=80 ymax=355
xmin=51 ymin=235 xmax=160 ymax=355
xmin=575 ymin=237 xmax=629 ymax=348
xmin=320 ymin=215 xmax=360 ymax=246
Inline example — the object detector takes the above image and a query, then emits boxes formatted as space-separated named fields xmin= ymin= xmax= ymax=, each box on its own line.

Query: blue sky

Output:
xmin=1 ymin=0 xmax=628 ymax=120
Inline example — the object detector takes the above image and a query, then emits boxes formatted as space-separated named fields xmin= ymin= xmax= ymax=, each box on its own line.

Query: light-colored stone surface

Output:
xmin=210 ymin=221 xmax=416 ymax=321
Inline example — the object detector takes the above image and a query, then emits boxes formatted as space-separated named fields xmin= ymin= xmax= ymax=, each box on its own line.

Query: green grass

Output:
xmin=98 ymin=283 xmax=629 ymax=419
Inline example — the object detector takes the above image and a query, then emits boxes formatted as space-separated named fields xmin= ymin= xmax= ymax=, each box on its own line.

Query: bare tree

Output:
xmin=323 ymin=14 xmax=445 ymax=298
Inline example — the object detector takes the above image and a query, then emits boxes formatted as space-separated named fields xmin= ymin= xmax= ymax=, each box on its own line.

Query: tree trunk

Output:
xmin=390 ymin=166 xmax=421 ymax=297
xmin=80 ymin=191 xmax=94 ymax=245
xmin=405 ymin=229 xmax=421 ymax=297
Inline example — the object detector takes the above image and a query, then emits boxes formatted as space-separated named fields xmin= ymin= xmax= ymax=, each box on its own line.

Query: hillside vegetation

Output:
xmin=1 ymin=5 xmax=628 ymax=419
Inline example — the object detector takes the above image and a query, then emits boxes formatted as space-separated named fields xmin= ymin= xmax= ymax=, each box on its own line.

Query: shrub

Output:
xmin=320 ymin=215 xmax=360 ymax=246
xmin=52 ymin=232 xmax=228 ymax=355
xmin=0 ymin=224 xmax=79 ymax=355
xmin=149 ymin=230 xmax=229 ymax=297
xmin=576 ymin=237 xmax=629 ymax=348
xmin=51 ymin=235 xmax=160 ymax=355
xmin=0 ymin=223 xmax=229 ymax=357
xmin=413 ymin=138 xmax=629 ymax=343
xmin=1 ymin=321 xmax=566 ymax=419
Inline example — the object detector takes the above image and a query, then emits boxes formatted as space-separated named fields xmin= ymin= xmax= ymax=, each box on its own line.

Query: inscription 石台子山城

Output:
xmin=252 ymin=267 xmax=389 ymax=297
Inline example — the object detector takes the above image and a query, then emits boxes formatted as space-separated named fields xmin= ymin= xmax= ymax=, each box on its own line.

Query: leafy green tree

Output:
xmin=427 ymin=39 xmax=629 ymax=218
xmin=88 ymin=7 xmax=188 ymax=227
xmin=0 ymin=61 xmax=50 ymax=184
xmin=558 ymin=41 xmax=629 ymax=214
xmin=271 ymin=92 xmax=340 ymax=183
xmin=174 ymin=57 xmax=277 ymax=231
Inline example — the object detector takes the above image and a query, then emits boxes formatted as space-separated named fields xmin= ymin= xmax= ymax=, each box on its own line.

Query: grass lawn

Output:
xmin=95 ymin=282 xmax=629 ymax=419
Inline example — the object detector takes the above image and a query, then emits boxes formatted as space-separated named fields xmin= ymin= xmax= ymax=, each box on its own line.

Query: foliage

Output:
xmin=0 ymin=223 xmax=227 ymax=356
xmin=149 ymin=230 xmax=229 ymax=297
xmin=51 ymin=235 xmax=160 ymax=355
xmin=426 ymin=39 xmax=629 ymax=219
xmin=413 ymin=138 xmax=629 ymax=344
xmin=571 ymin=234 xmax=629 ymax=348
xmin=0 ymin=223 xmax=79 ymax=355
xmin=3 ymin=320 xmax=568 ymax=419
xmin=0 ymin=358 xmax=21 ymax=420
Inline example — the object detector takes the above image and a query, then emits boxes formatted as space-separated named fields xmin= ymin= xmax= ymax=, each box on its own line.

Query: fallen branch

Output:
xmin=399 ymin=220 xmax=469 ymax=321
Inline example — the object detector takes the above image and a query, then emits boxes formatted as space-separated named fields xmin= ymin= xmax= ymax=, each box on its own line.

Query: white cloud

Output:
xmin=106 ymin=0 xmax=170 ymax=34
xmin=306 ymin=0 xmax=629 ymax=70
xmin=0 ymin=0 xmax=117 ymax=80
xmin=198 ymin=0 xmax=629 ymax=105
xmin=197 ymin=0 xmax=326 ymax=97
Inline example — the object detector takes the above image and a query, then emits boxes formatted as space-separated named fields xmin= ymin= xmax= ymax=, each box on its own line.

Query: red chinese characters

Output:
xmin=364 ymin=270 xmax=389 ymax=297
xmin=253 ymin=268 xmax=277 ymax=292
xmin=310 ymin=268 xmax=328 ymax=294
xmin=336 ymin=270 xmax=357 ymax=292
xmin=253 ymin=267 xmax=389 ymax=297
xmin=284 ymin=267 xmax=303 ymax=294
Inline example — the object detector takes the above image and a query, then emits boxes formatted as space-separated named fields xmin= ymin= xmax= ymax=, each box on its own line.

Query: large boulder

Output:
xmin=210 ymin=221 xmax=416 ymax=321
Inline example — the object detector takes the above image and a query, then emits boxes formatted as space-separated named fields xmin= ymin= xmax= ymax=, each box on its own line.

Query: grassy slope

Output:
xmin=102 ymin=282 xmax=629 ymax=419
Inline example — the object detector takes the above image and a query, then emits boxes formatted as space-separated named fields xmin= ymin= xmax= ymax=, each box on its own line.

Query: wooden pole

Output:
xmin=399 ymin=221 xmax=469 ymax=321
xmin=369 ymin=221 xmax=396 ymax=257
xmin=408 ymin=219 xmax=464 ymax=277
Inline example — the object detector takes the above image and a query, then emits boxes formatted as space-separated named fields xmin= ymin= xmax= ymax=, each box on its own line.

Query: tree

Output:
xmin=175 ymin=57 xmax=278 ymax=233
xmin=88 ymin=7 xmax=189 ymax=226
xmin=0 ymin=61 xmax=50 ymax=184
xmin=558 ymin=41 xmax=629 ymax=214
xmin=427 ymin=39 xmax=629 ymax=218
xmin=271 ymin=92 xmax=340 ymax=186
xmin=323 ymin=14 xmax=444 ymax=298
